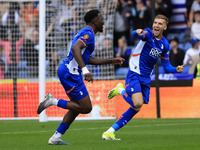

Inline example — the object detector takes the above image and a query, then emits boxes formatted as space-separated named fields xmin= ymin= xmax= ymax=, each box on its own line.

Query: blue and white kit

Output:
xmin=126 ymin=28 xmax=177 ymax=103
xmin=58 ymin=26 xmax=95 ymax=100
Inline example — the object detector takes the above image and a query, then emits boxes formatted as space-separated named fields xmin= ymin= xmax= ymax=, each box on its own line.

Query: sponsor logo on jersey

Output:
xmin=149 ymin=48 xmax=162 ymax=58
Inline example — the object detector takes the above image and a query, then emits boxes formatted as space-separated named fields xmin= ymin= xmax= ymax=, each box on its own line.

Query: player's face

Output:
xmin=152 ymin=18 xmax=167 ymax=39
xmin=95 ymin=14 xmax=104 ymax=33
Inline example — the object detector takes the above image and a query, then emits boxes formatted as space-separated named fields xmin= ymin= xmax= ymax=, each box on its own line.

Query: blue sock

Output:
xmin=112 ymin=107 xmax=138 ymax=131
xmin=57 ymin=122 xmax=69 ymax=134
xmin=121 ymin=90 xmax=135 ymax=108
xmin=57 ymin=99 xmax=68 ymax=109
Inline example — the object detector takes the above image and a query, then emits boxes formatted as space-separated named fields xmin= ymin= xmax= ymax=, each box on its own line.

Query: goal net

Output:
xmin=0 ymin=0 xmax=117 ymax=121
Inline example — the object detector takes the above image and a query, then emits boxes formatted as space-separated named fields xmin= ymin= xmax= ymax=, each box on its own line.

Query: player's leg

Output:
xmin=37 ymin=93 xmax=87 ymax=114
xmin=103 ymin=72 xmax=145 ymax=140
xmin=37 ymin=64 xmax=91 ymax=114
xmin=48 ymin=94 xmax=92 ymax=145
xmin=48 ymin=109 xmax=79 ymax=145
xmin=102 ymin=92 xmax=143 ymax=140
xmin=108 ymin=83 xmax=143 ymax=110
xmin=76 ymin=94 xmax=92 ymax=114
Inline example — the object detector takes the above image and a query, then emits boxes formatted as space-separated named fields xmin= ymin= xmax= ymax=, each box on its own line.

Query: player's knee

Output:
xmin=134 ymin=101 xmax=143 ymax=109
xmin=81 ymin=105 xmax=92 ymax=114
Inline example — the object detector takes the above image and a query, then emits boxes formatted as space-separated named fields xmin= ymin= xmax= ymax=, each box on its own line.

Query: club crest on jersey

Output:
xmin=82 ymin=34 xmax=89 ymax=41
xmin=161 ymin=44 xmax=164 ymax=49
xmin=149 ymin=48 xmax=162 ymax=58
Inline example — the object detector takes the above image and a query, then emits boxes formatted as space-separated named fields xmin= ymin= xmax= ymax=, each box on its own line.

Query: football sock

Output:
xmin=112 ymin=107 xmax=138 ymax=132
xmin=105 ymin=127 xmax=115 ymax=133
xmin=57 ymin=99 xmax=68 ymax=109
xmin=53 ymin=122 xmax=69 ymax=138
xmin=52 ymin=98 xmax=58 ymax=106
xmin=53 ymin=131 xmax=62 ymax=138
xmin=121 ymin=90 xmax=135 ymax=108
xmin=118 ymin=88 xmax=124 ymax=95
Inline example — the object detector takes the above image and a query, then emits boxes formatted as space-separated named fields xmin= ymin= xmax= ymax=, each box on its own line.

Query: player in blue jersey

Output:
xmin=102 ymin=14 xmax=184 ymax=140
xmin=37 ymin=9 xmax=124 ymax=145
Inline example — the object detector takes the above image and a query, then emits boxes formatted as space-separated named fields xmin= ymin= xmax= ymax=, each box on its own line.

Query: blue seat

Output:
xmin=167 ymin=32 xmax=185 ymax=43
xmin=182 ymin=65 xmax=190 ymax=73
xmin=178 ymin=42 xmax=191 ymax=51
xmin=115 ymin=67 xmax=129 ymax=76
xmin=184 ymin=42 xmax=192 ymax=51
xmin=152 ymin=66 xmax=165 ymax=74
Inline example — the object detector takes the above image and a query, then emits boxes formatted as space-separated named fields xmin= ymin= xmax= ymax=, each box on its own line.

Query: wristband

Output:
xmin=81 ymin=66 xmax=90 ymax=75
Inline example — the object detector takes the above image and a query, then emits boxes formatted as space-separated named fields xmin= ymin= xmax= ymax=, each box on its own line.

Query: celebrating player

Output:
xmin=102 ymin=14 xmax=184 ymax=140
xmin=37 ymin=9 xmax=124 ymax=145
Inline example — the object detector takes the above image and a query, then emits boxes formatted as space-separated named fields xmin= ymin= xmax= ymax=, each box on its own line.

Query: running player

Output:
xmin=102 ymin=14 xmax=184 ymax=140
xmin=37 ymin=9 xmax=124 ymax=145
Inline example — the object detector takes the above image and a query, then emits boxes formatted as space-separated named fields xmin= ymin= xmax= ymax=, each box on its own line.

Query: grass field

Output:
xmin=0 ymin=118 xmax=200 ymax=150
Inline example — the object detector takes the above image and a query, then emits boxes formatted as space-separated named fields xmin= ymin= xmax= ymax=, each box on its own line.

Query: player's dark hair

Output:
xmin=84 ymin=9 xmax=100 ymax=24
xmin=194 ymin=10 xmax=200 ymax=15
xmin=170 ymin=37 xmax=179 ymax=43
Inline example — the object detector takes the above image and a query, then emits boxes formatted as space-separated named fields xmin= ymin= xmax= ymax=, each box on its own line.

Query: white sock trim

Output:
xmin=118 ymin=88 xmax=125 ymax=95
xmin=105 ymin=127 xmax=115 ymax=133
xmin=52 ymin=98 xmax=58 ymax=106
xmin=52 ymin=131 xmax=62 ymax=138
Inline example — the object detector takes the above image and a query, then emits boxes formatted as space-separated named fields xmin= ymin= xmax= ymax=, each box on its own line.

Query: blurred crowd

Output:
xmin=113 ymin=0 xmax=200 ymax=78
xmin=0 ymin=0 xmax=199 ymax=79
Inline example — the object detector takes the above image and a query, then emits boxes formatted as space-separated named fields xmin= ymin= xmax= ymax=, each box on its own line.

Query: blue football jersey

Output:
xmin=62 ymin=26 xmax=95 ymax=75
xmin=130 ymin=28 xmax=170 ymax=77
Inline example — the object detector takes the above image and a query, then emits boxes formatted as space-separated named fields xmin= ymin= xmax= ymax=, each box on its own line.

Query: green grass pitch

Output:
xmin=0 ymin=118 xmax=200 ymax=150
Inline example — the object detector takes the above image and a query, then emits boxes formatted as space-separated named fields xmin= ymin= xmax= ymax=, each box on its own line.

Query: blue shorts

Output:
xmin=57 ymin=63 xmax=88 ymax=100
xmin=125 ymin=70 xmax=151 ymax=104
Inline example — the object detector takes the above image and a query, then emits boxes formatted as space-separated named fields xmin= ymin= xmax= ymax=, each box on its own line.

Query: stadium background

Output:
xmin=0 ymin=0 xmax=199 ymax=121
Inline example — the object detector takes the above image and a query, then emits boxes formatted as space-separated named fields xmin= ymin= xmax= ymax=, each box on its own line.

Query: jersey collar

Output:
xmin=87 ymin=25 xmax=94 ymax=34
xmin=152 ymin=30 xmax=163 ymax=40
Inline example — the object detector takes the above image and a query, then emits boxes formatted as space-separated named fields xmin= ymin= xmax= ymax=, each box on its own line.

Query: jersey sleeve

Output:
xmin=131 ymin=28 xmax=152 ymax=41
xmin=161 ymin=42 xmax=177 ymax=73
xmin=78 ymin=30 xmax=94 ymax=46
xmin=161 ymin=42 xmax=170 ymax=59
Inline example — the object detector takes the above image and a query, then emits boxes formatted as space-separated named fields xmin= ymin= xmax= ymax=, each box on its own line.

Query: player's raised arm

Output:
xmin=131 ymin=28 xmax=150 ymax=40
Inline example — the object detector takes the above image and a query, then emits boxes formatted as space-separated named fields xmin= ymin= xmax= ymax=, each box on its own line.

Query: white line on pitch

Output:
xmin=1 ymin=122 xmax=200 ymax=135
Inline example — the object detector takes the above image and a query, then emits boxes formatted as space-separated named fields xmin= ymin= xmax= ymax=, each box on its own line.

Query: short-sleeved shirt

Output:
xmin=62 ymin=26 xmax=95 ymax=75
xmin=58 ymin=26 xmax=95 ymax=100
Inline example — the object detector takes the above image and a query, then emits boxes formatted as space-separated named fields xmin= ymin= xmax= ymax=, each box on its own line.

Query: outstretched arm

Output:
xmin=88 ymin=57 xmax=124 ymax=65
xmin=132 ymin=29 xmax=146 ymax=39
xmin=176 ymin=65 xmax=184 ymax=72
xmin=161 ymin=58 xmax=184 ymax=73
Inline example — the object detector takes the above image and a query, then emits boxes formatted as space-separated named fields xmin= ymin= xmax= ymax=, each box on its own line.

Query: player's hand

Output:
xmin=84 ymin=73 xmax=93 ymax=83
xmin=136 ymin=29 xmax=143 ymax=35
xmin=176 ymin=65 xmax=184 ymax=72
xmin=111 ymin=57 xmax=125 ymax=66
